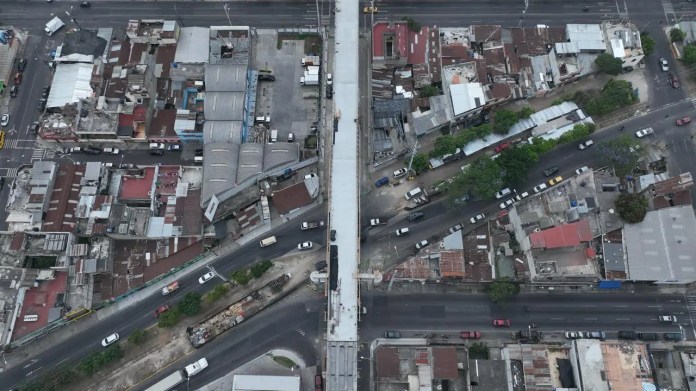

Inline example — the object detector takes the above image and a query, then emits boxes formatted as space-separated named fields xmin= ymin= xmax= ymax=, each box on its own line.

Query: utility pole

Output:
xmin=406 ymin=140 xmax=419 ymax=173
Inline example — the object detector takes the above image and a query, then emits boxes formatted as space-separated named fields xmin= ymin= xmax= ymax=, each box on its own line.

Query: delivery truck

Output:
xmin=45 ymin=17 xmax=65 ymax=36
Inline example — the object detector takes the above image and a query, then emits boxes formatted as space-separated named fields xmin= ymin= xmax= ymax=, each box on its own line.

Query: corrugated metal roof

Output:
xmin=47 ymin=63 xmax=94 ymax=108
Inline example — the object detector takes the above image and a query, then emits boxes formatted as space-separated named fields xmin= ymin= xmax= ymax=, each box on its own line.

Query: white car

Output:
xmin=578 ymin=139 xmax=594 ymax=150
xmin=565 ymin=331 xmax=584 ymax=339
xmin=392 ymin=168 xmax=408 ymax=178
xmin=415 ymin=239 xmax=428 ymax=250
xmin=298 ymin=241 xmax=313 ymax=250
xmin=515 ymin=191 xmax=529 ymax=201
xmin=499 ymin=199 xmax=514 ymax=209
xmin=533 ymin=183 xmax=548 ymax=193
xmin=469 ymin=213 xmax=485 ymax=224
xmin=103 ymin=147 xmax=120 ymax=155
xmin=326 ymin=73 xmax=333 ymax=85
xmin=635 ymin=127 xmax=654 ymax=138
xmin=659 ymin=57 xmax=669 ymax=72
xmin=659 ymin=315 xmax=677 ymax=323
xmin=198 ymin=271 xmax=215 ymax=284
xmin=448 ymin=223 xmax=463 ymax=234
xmin=185 ymin=358 xmax=209 ymax=377
xmin=101 ymin=333 xmax=120 ymax=347
xmin=1 ymin=114 xmax=9 ymax=127
xmin=575 ymin=166 xmax=589 ymax=175
xmin=395 ymin=228 xmax=410 ymax=236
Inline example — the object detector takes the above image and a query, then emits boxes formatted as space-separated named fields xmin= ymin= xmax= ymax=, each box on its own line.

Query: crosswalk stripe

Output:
xmin=0 ymin=167 xmax=19 ymax=178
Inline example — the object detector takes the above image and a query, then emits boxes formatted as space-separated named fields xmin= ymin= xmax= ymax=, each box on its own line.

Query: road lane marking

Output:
xmin=613 ymin=305 xmax=628 ymax=308
xmin=551 ymin=317 xmax=565 ymax=320
xmin=615 ymin=318 xmax=631 ymax=321
xmin=585 ymin=318 xmax=598 ymax=321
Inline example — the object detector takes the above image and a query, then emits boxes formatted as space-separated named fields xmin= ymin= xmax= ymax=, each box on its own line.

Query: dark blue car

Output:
xmin=374 ymin=176 xmax=389 ymax=188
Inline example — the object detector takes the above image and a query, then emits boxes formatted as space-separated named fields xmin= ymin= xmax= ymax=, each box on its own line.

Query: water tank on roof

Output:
xmin=571 ymin=200 xmax=578 ymax=207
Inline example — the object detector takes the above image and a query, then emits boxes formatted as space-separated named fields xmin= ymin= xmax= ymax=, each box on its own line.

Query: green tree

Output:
xmin=410 ymin=153 xmax=429 ymax=173
xmin=251 ymin=260 xmax=274 ymax=278
xmin=493 ymin=110 xmax=518 ymax=135
xmin=529 ymin=137 xmax=557 ymax=155
xmin=128 ymin=328 xmax=148 ymax=345
xmin=231 ymin=269 xmax=251 ymax=285
xmin=157 ymin=308 xmax=181 ymax=328
xmin=517 ymin=106 xmax=535 ymax=119
xmin=558 ymin=122 xmax=596 ymax=144
xmin=615 ymin=193 xmax=649 ymax=223
xmin=594 ymin=53 xmax=622 ymax=75
xmin=177 ymin=292 xmax=202 ymax=317
xmin=430 ymin=135 xmax=457 ymax=158
xmin=496 ymin=144 xmax=539 ymax=187
xmin=595 ymin=136 xmax=642 ymax=177
xmin=450 ymin=156 xmax=503 ymax=200
xmin=684 ymin=44 xmax=696 ymax=64
xmin=487 ymin=278 xmax=520 ymax=303
xmin=670 ymin=27 xmax=686 ymax=43
xmin=419 ymin=85 xmax=439 ymax=97
xmin=468 ymin=342 xmax=490 ymax=359
xmin=401 ymin=16 xmax=422 ymax=33
xmin=205 ymin=283 xmax=230 ymax=303
xmin=584 ymin=79 xmax=636 ymax=116
xmin=640 ymin=33 xmax=655 ymax=55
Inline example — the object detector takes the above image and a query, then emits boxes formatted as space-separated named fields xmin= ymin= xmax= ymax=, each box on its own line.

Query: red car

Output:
xmin=315 ymin=374 xmax=323 ymax=391
xmin=676 ymin=117 xmax=691 ymax=126
xmin=494 ymin=143 xmax=510 ymax=153
xmin=459 ymin=331 xmax=481 ymax=339
xmin=154 ymin=304 xmax=170 ymax=317
xmin=493 ymin=319 xmax=511 ymax=327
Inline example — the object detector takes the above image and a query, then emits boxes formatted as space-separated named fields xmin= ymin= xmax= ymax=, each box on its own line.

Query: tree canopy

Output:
xmin=450 ymin=156 xmax=503 ymax=200
xmin=594 ymin=136 xmax=642 ymax=177
xmin=594 ymin=53 xmax=622 ymax=75
xmin=487 ymin=279 xmax=520 ymax=303
xmin=615 ymin=193 xmax=649 ymax=223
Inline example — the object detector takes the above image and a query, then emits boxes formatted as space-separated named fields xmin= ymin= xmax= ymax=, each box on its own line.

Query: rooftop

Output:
xmin=120 ymin=167 xmax=156 ymax=200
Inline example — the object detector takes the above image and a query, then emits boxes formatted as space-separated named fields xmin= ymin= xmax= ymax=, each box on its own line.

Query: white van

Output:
xmin=404 ymin=187 xmax=422 ymax=200
xmin=260 ymin=236 xmax=277 ymax=247
xmin=270 ymin=130 xmax=278 ymax=143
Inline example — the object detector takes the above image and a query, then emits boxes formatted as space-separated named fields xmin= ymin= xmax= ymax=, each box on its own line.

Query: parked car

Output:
xmin=659 ymin=315 xmax=677 ymax=323
xmin=415 ymin=239 xmax=428 ymax=250
xmin=448 ymin=223 xmax=463 ymax=234
xmin=635 ymin=127 xmax=654 ymax=138
xmin=618 ymin=331 xmax=637 ymax=340
xmin=101 ymin=333 xmax=120 ymax=347
xmin=659 ymin=57 xmax=669 ymax=71
xmin=515 ymin=191 xmax=529 ymax=201
xmin=103 ymin=147 xmax=120 ymax=155
xmin=17 ymin=58 xmax=27 ymax=72
xmin=495 ymin=188 xmax=512 ymax=199
xmin=543 ymin=166 xmax=559 ymax=177
xmin=585 ymin=331 xmax=606 ymax=339
xmin=578 ymin=139 xmax=594 ymax=150
xmin=150 ymin=149 xmax=164 ymax=156
xmin=533 ymin=183 xmax=548 ymax=193
xmin=499 ymin=199 xmax=514 ymax=209
xmin=374 ymin=176 xmax=389 ymax=188
xmin=364 ymin=6 xmax=378 ymax=13
xmin=664 ymin=332 xmax=683 ymax=341
xmin=393 ymin=168 xmax=408 ymax=178
xmin=676 ymin=117 xmax=691 ymax=126
xmin=395 ymin=228 xmax=410 ymax=236
xmin=168 ymin=144 xmax=182 ymax=151
xmin=638 ymin=332 xmax=659 ymax=341
xmin=326 ymin=84 xmax=333 ymax=99
xmin=547 ymin=176 xmax=563 ymax=186
xmin=407 ymin=212 xmax=424 ymax=222
xmin=315 ymin=260 xmax=327 ymax=271
xmin=384 ymin=330 xmax=401 ymax=338
xmin=564 ymin=331 xmax=583 ymax=339
xmin=84 ymin=147 xmax=102 ymax=155
xmin=154 ymin=305 xmax=170 ymax=317
xmin=9 ymin=86 xmax=18 ymax=98
xmin=494 ymin=142 xmax=510 ymax=153
xmin=1 ymin=114 xmax=9 ymax=127
xmin=575 ymin=166 xmax=589 ymax=175
xmin=13 ymin=72 xmax=22 ymax=85
xmin=669 ymin=73 xmax=679 ymax=88
xmin=493 ymin=319 xmax=511 ymax=327
xmin=315 ymin=374 xmax=324 ymax=391
xmin=198 ymin=271 xmax=215 ymax=284
xmin=298 ymin=241 xmax=313 ymax=250
xmin=469 ymin=213 xmax=485 ymax=224
xmin=326 ymin=73 xmax=332 ymax=85
xmin=459 ymin=331 xmax=481 ymax=339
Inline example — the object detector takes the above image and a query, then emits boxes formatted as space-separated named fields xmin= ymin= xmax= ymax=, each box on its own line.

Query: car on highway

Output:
xmin=659 ymin=57 xmax=669 ymax=71
xmin=407 ymin=211 xmax=424 ymax=222
xmin=585 ymin=331 xmax=606 ymax=339
xmin=533 ymin=183 xmax=548 ymax=193
xmin=298 ymin=241 xmax=313 ymax=250
xmin=470 ymin=213 xmax=485 ymax=224
xmin=415 ymin=239 xmax=429 ymax=250
xmin=635 ymin=127 xmax=654 ymax=138
xmin=499 ymin=199 xmax=514 ymax=209
xmin=364 ymin=6 xmax=378 ymax=13
xmin=103 ymin=147 xmax=120 ymax=155
xmin=198 ymin=271 xmax=215 ymax=284
xmin=101 ymin=333 xmax=119 ymax=347
xmin=154 ymin=305 xmax=170 ymax=317
xmin=459 ymin=331 xmax=481 ymax=339
xmin=575 ymin=166 xmax=589 ymax=175
xmin=564 ymin=331 xmax=583 ymax=339
xmin=393 ymin=167 xmax=408 ymax=178
xmin=547 ymin=176 xmax=563 ymax=186
xmin=515 ymin=191 xmax=529 ymax=201
xmin=676 ymin=117 xmax=691 ymax=126
xmin=578 ymin=139 xmax=594 ymax=150
xmin=384 ymin=330 xmax=401 ymax=338
xmin=448 ymin=223 xmax=463 ymax=234
xmin=395 ymin=228 xmax=410 ymax=236
xmin=659 ymin=315 xmax=677 ymax=323
xmin=494 ymin=142 xmax=510 ymax=153
xmin=669 ymin=73 xmax=679 ymax=88
xmin=80 ymin=1 xmax=92 ymax=7
xmin=543 ymin=166 xmax=559 ymax=177
xmin=0 ymin=114 xmax=9 ymax=127
xmin=492 ymin=319 xmax=511 ymax=327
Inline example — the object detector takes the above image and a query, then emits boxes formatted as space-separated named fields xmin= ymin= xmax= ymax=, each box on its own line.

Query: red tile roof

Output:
xmin=372 ymin=22 xmax=408 ymax=59
xmin=13 ymin=272 xmax=68 ymax=340
xmin=43 ymin=164 xmax=84 ymax=232
xmin=10 ymin=232 xmax=25 ymax=251
xmin=432 ymin=347 xmax=458 ymax=379
xmin=439 ymin=250 xmax=465 ymax=278
xmin=529 ymin=220 xmax=593 ymax=249
xmin=149 ymin=109 xmax=178 ymax=139
xmin=120 ymin=167 xmax=156 ymax=200
xmin=272 ymin=182 xmax=313 ymax=215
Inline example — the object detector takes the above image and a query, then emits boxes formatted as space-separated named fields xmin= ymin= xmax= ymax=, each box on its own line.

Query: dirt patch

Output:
xmin=277 ymin=32 xmax=322 ymax=54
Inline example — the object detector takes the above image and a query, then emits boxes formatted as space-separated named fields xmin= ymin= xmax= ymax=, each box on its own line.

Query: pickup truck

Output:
xmin=301 ymin=221 xmax=325 ymax=230
xmin=369 ymin=218 xmax=387 ymax=226
xmin=184 ymin=358 xmax=209 ymax=377
xmin=161 ymin=281 xmax=180 ymax=295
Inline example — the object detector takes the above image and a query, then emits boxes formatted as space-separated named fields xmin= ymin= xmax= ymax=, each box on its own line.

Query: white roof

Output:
xmin=565 ymin=24 xmax=606 ymax=52
xmin=232 ymin=375 xmax=300 ymax=391
xmin=47 ymin=63 xmax=94 ymax=108
xmin=449 ymin=83 xmax=486 ymax=116
xmin=174 ymin=27 xmax=210 ymax=63
xmin=609 ymin=38 xmax=625 ymax=58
